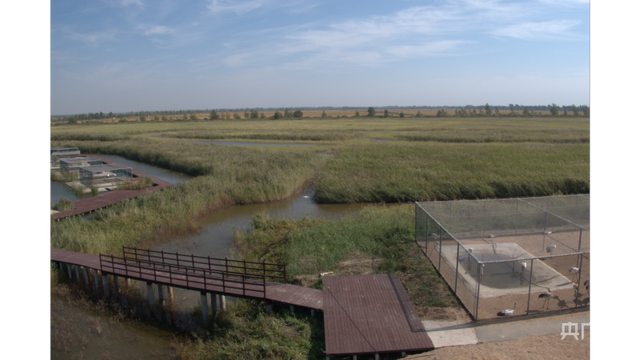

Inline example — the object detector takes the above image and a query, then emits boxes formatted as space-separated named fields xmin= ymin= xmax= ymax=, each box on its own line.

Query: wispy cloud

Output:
xmin=143 ymin=25 xmax=176 ymax=36
xmin=120 ymin=0 xmax=144 ymax=7
xmin=491 ymin=20 xmax=581 ymax=40
xmin=64 ymin=29 xmax=119 ymax=47
xmin=207 ymin=0 xmax=269 ymax=15
xmin=387 ymin=41 xmax=468 ymax=58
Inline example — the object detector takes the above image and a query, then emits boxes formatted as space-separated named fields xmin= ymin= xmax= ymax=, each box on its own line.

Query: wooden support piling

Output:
xmin=114 ymin=275 xmax=119 ymax=293
xmin=201 ymin=292 xmax=209 ymax=322
xmin=74 ymin=265 xmax=80 ymax=283
xmin=147 ymin=282 xmax=154 ymax=306
xmin=83 ymin=267 xmax=89 ymax=287
xmin=158 ymin=284 xmax=164 ymax=304
xmin=66 ymin=263 xmax=72 ymax=280
xmin=93 ymin=269 xmax=99 ymax=291
xmin=221 ymin=295 xmax=226 ymax=310
xmin=102 ymin=272 xmax=109 ymax=296
xmin=210 ymin=293 xmax=217 ymax=319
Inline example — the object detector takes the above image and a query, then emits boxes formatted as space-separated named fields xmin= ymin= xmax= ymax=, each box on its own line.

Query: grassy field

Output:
xmin=50 ymin=116 xmax=588 ymax=359
xmin=50 ymin=116 xmax=589 ymax=255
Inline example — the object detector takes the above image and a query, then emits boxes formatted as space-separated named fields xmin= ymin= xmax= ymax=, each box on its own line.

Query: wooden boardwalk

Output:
xmin=53 ymin=247 xmax=435 ymax=356
xmin=52 ymin=155 xmax=174 ymax=221
xmin=51 ymin=248 xmax=323 ymax=310
xmin=323 ymin=274 xmax=434 ymax=356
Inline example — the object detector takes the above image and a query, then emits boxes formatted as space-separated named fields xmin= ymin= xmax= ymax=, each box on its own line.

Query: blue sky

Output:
xmin=50 ymin=0 xmax=590 ymax=115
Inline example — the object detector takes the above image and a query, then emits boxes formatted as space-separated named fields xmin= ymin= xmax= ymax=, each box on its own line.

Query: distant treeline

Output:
xmin=51 ymin=103 xmax=590 ymax=123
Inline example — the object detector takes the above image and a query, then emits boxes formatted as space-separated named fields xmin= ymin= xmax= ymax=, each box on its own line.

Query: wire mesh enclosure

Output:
xmin=415 ymin=194 xmax=589 ymax=320
xmin=78 ymin=164 xmax=133 ymax=185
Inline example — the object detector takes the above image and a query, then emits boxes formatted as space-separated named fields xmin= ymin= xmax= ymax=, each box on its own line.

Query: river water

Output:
xmin=52 ymin=154 xmax=368 ymax=357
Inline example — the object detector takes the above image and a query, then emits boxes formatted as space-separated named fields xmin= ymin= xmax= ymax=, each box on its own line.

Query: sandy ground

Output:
xmin=407 ymin=331 xmax=589 ymax=360
xmin=413 ymin=311 xmax=590 ymax=360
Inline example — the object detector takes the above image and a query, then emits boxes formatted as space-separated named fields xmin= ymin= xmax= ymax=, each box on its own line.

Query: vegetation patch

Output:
xmin=52 ymin=197 xmax=75 ymax=212
xmin=117 ymin=176 xmax=155 ymax=191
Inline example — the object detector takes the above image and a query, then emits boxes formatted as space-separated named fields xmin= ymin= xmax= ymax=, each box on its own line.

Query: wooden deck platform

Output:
xmin=52 ymin=155 xmax=174 ymax=221
xmin=323 ymin=274 xmax=434 ymax=356
xmin=51 ymin=248 xmax=323 ymax=310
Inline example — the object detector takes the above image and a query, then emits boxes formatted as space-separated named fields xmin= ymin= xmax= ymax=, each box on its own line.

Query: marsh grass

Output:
xmin=51 ymin=170 xmax=78 ymax=182
xmin=314 ymin=142 xmax=589 ymax=203
xmin=117 ymin=176 xmax=155 ymax=191
xmin=233 ymin=205 xmax=459 ymax=311
xmin=50 ymin=140 xmax=326 ymax=255
xmin=52 ymin=197 xmax=75 ymax=212
xmin=175 ymin=300 xmax=324 ymax=360
xmin=163 ymin=129 xmax=364 ymax=141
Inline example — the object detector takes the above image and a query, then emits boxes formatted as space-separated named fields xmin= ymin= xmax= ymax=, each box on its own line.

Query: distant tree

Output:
xmin=572 ymin=105 xmax=579 ymax=116
xmin=472 ymin=109 xmax=477 ymax=116
xmin=244 ymin=111 xmax=250 ymax=119
xmin=233 ymin=112 xmax=241 ymax=119
xmin=383 ymin=109 xmax=389 ymax=118
xmin=153 ymin=114 xmax=160 ymax=121
xmin=68 ymin=117 xmax=77 ymax=124
xmin=273 ymin=111 xmax=283 ymax=119
xmin=484 ymin=103 xmax=491 ymax=116
xmin=190 ymin=112 xmax=198 ymax=120
xmin=161 ymin=114 xmax=168 ymax=121
xmin=550 ymin=103 xmax=559 ymax=116
xmin=400 ymin=111 xmax=404 ymax=118
xmin=283 ymin=108 xmax=292 ymax=118
xmin=293 ymin=109 xmax=303 ymax=118
xmin=260 ymin=113 xmax=265 ymax=119
xmin=250 ymin=109 xmax=259 ymax=118
xmin=139 ymin=112 xmax=147 ymax=122
xmin=355 ymin=110 xmax=360 ymax=117
xmin=321 ymin=110 xmax=327 ymax=118
xmin=583 ymin=105 xmax=590 ymax=117
xmin=367 ymin=107 xmax=376 ymax=117
xmin=436 ymin=109 xmax=448 ymax=117
xmin=523 ymin=107 xmax=530 ymax=116
xmin=494 ymin=107 xmax=500 ymax=117
xmin=563 ymin=109 xmax=568 ymax=116
xmin=182 ymin=112 xmax=189 ymax=121
xmin=416 ymin=111 xmax=423 ymax=118
xmin=225 ymin=113 xmax=232 ymax=120
xmin=210 ymin=110 xmax=220 ymax=120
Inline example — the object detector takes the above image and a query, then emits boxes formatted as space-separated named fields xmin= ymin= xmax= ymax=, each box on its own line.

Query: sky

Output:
xmin=50 ymin=0 xmax=590 ymax=115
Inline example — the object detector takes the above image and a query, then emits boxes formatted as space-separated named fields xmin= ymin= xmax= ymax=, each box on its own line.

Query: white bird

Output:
xmin=538 ymin=292 xmax=560 ymax=310
xmin=520 ymin=261 xmax=527 ymax=273
xmin=302 ymin=195 xmax=310 ymax=199
xmin=569 ymin=267 xmax=580 ymax=280
xmin=428 ymin=233 xmax=438 ymax=237
xmin=544 ymin=230 xmax=552 ymax=235
xmin=497 ymin=303 xmax=516 ymax=316
xmin=487 ymin=234 xmax=495 ymax=238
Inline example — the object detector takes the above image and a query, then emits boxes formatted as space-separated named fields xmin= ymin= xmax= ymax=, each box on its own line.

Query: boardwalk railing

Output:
xmin=97 ymin=247 xmax=287 ymax=299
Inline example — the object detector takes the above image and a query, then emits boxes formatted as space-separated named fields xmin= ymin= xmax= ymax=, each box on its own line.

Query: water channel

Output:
xmin=52 ymin=154 xmax=369 ymax=357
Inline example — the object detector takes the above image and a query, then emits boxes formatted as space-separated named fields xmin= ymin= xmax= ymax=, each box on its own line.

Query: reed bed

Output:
xmin=314 ymin=142 xmax=589 ymax=203
xmin=162 ymin=129 xmax=364 ymax=141
xmin=50 ymin=140 xmax=325 ymax=255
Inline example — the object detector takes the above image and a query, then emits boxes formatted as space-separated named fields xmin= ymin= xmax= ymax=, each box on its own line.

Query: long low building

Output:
xmin=59 ymin=156 xmax=104 ymax=172
xmin=78 ymin=164 xmax=133 ymax=185
xmin=51 ymin=150 xmax=81 ymax=165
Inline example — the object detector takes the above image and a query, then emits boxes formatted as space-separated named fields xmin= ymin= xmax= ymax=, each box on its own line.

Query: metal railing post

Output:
xmin=526 ymin=259 xmax=535 ymax=314
xmin=454 ymin=243 xmax=460 ymax=294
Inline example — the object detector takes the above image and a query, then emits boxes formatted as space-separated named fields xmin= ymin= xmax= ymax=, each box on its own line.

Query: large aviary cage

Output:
xmin=59 ymin=156 xmax=104 ymax=172
xmin=49 ymin=147 xmax=80 ymax=165
xmin=78 ymin=164 xmax=133 ymax=185
xmin=415 ymin=195 xmax=589 ymax=320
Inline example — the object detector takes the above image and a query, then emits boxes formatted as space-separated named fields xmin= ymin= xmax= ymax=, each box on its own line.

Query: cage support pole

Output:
xmin=438 ymin=227 xmax=442 ymax=271
xmin=482 ymin=201 xmax=486 ymax=237
xmin=515 ymin=200 xmax=519 ymax=234
xmin=575 ymin=254 xmax=583 ymax=308
xmin=454 ymin=243 xmax=460 ymax=294
xmin=576 ymin=229 xmax=583 ymax=267
xmin=542 ymin=212 xmax=548 ymax=251
xmin=526 ymin=259 xmax=535 ymax=314
xmin=475 ymin=263 xmax=483 ymax=321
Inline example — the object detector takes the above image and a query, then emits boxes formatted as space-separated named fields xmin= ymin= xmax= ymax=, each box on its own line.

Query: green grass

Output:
xmin=50 ymin=140 xmax=326 ymax=255
xmin=314 ymin=142 xmax=589 ymax=203
xmin=176 ymin=301 xmax=324 ymax=360
xmin=52 ymin=197 xmax=74 ymax=212
xmin=233 ymin=204 xmax=458 ymax=309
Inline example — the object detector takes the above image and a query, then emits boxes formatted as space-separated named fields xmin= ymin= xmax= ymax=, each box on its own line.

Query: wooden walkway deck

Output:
xmin=52 ymin=155 xmax=174 ymax=221
xmin=323 ymin=274 xmax=434 ymax=356
xmin=53 ymin=247 xmax=435 ymax=356
xmin=51 ymin=248 xmax=323 ymax=310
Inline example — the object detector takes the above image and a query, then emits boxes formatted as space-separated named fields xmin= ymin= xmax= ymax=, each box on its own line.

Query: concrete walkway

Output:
xmin=422 ymin=312 xmax=590 ymax=348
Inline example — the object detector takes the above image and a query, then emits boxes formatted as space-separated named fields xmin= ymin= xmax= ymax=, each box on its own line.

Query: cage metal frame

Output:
xmin=415 ymin=194 xmax=589 ymax=321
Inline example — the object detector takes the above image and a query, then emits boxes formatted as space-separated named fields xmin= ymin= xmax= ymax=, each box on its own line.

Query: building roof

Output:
xmin=59 ymin=156 xmax=102 ymax=165
xmin=78 ymin=164 xmax=132 ymax=173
